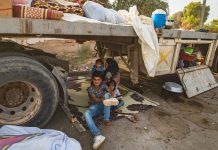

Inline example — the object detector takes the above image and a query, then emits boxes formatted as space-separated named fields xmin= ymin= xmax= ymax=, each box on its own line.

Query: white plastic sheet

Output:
xmin=0 ymin=125 xmax=82 ymax=150
xmin=129 ymin=6 xmax=159 ymax=77
xmin=62 ymin=13 xmax=100 ymax=23
xmin=55 ymin=0 xmax=80 ymax=7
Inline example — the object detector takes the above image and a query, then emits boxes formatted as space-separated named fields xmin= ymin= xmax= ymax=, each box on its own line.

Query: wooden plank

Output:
xmin=175 ymin=39 xmax=213 ymax=44
xmin=129 ymin=44 xmax=139 ymax=84
xmin=180 ymin=31 xmax=217 ymax=39
xmin=160 ymin=29 xmax=217 ymax=40
xmin=0 ymin=18 xmax=137 ymax=37
xmin=177 ymin=66 xmax=218 ymax=98
xmin=155 ymin=40 xmax=175 ymax=75
xmin=205 ymin=40 xmax=215 ymax=65
xmin=208 ymin=39 xmax=218 ymax=66
xmin=177 ymin=65 xmax=208 ymax=74
xmin=171 ymin=41 xmax=181 ymax=73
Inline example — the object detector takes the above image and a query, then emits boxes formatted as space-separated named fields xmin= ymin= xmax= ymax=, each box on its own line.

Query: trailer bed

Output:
xmin=0 ymin=18 xmax=217 ymax=40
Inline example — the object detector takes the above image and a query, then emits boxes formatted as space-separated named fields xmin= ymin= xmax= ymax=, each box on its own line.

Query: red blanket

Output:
xmin=13 ymin=5 xmax=63 ymax=20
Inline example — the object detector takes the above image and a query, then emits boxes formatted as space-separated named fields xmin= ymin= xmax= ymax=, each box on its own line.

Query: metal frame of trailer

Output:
xmin=0 ymin=18 xmax=217 ymax=83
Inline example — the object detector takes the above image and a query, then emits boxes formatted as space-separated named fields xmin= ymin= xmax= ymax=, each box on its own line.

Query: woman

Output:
xmin=104 ymin=58 xmax=119 ymax=81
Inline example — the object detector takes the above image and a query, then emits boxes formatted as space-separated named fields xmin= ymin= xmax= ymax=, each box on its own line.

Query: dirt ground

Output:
xmin=45 ymin=72 xmax=218 ymax=150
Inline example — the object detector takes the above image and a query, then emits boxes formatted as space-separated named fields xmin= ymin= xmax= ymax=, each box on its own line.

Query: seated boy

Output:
xmin=85 ymin=71 xmax=110 ymax=149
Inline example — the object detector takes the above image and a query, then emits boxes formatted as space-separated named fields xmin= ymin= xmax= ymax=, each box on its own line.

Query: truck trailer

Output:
xmin=0 ymin=18 xmax=217 ymax=127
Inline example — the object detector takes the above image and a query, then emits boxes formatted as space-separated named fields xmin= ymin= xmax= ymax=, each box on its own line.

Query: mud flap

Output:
xmin=177 ymin=65 xmax=218 ymax=98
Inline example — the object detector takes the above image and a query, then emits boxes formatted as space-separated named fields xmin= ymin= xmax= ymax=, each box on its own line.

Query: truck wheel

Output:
xmin=0 ymin=54 xmax=59 ymax=127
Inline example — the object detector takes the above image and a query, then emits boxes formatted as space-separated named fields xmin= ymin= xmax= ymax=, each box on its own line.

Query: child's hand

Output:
xmin=117 ymin=96 xmax=123 ymax=100
xmin=111 ymin=92 xmax=116 ymax=98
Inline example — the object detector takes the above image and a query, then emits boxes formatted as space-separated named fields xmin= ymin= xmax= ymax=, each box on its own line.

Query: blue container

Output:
xmin=152 ymin=9 xmax=166 ymax=28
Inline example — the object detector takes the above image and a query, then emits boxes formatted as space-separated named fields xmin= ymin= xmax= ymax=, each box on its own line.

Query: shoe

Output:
xmin=93 ymin=135 xmax=106 ymax=149
xmin=103 ymin=98 xmax=119 ymax=106
xmin=104 ymin=120 xmax=112 ymax=126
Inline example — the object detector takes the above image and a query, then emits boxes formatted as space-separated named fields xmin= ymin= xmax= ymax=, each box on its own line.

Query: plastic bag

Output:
xmin=83 ymin=1 xmax=123 ymax=24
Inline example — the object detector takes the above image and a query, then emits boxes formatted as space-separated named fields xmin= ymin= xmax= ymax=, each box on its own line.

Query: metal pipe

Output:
xmin=199 ymin=0 xmax=207 ymax=29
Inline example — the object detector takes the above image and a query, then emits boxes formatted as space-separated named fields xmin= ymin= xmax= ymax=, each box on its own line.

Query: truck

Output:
xmin=0 ymin=17 xmax=217 ymax=127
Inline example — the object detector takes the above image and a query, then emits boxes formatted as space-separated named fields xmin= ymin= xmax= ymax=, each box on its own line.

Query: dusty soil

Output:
xmin=45 ymin=73 xmax=218 ymax=150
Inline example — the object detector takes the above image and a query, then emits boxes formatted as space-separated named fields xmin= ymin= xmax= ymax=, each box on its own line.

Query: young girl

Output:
xmin=104 ymin=80 xmax=124 ymax=113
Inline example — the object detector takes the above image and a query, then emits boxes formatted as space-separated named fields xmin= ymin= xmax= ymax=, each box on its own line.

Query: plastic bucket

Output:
xmin=152 ymin=9 xmax=166 ymax=28
xmin=184 ymin=47 xmax=194 ymax=55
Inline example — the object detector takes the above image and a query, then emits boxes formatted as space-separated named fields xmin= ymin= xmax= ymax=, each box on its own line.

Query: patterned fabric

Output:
xmin=87 ymin=83 xmax=107 ymax=105
xmin=13 ymin=5 xmax=63 ymax=20
xmin=12 ymin=0 xmax=32 ymax=6
xmin=31 ymin=0 xmax=84 ymax=16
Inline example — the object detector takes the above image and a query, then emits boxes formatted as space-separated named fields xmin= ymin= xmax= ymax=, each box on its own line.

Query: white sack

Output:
xmin=82 ymin=1 xmax=124 ymax=24
xmin=0 ymin=125 xmax=82 ymax=150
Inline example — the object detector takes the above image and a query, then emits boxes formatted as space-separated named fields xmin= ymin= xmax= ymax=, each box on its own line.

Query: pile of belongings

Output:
xmin=12 ymin=0 xmax=85 ymax=20
xmin=12 ymin=0 xmax=154 ymax=25
xmin=178 ymin=47 xmax=205 ymax=68
xmin=12 ymin=0 xmax=121 ymax=23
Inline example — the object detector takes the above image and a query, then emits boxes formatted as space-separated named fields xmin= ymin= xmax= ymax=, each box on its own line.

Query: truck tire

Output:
xmin=0 ymin=54 xmax=59 ymax=127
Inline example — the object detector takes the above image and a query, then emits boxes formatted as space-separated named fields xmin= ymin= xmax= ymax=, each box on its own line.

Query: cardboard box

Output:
xmin=0 ymin=0 xmax=13 ymax=17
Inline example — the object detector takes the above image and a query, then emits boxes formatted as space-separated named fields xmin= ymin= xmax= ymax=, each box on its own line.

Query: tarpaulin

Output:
xmin=0 ymin=125 xmax=82 ymax=150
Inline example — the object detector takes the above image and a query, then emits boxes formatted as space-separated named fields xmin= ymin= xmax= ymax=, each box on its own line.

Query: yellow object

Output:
xmin=158 ymin=49 xmax=172 ymax=65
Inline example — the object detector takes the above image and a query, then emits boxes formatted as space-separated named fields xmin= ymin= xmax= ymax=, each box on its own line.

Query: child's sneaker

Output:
xmin=93 ymin=135 xmax=106 ymax=149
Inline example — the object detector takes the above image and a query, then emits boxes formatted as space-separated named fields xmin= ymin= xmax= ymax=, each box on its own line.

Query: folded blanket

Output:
xmin=13 ymin=5 xmax=63 ymax=20
xmin=32 ymin=0 xmax=84 ymax=16
xmin=12 ymin=0 xmax=32 ymax=6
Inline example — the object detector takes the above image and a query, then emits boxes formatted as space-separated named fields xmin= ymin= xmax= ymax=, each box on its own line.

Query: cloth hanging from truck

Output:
xmin=118 ymin=6 xmax=159 ymax=76
xmin=129 ymin=6 xmax=159 ymax=77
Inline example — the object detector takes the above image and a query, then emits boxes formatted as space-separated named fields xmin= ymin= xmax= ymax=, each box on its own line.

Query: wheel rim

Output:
xmin=0 ymin=81 xmax=42 ymax=125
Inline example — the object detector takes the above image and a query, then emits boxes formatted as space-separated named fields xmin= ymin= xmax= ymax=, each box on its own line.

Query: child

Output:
xmin=104 ymin=79 xmax=124 ymax=113
xmin=112 ymin=72 xmax=121 ymax=89
xmin=104 ymin=58 xmax=119 ymax=81
xmin=91 ymin=59 xmax=105 ymax=74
